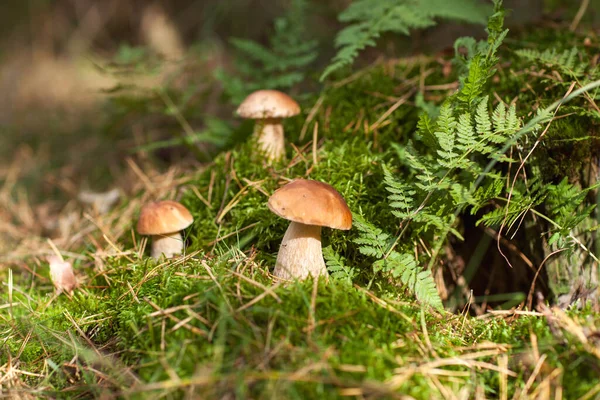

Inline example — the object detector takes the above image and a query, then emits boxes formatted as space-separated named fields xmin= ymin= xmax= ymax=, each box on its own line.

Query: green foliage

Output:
xmin=353 ymin=214 xmax=444 ymax=310
xmin=323 ymin=246 xmax=356 ymax=283
xmin=477 ymin=179 xmax=547 ymax=231
xmin=321 ymin=0 xmax=492 ymax=80
xmin=134 ymin=116 xmax=235 ymax=153
xmin=216 ymin=0 xmax=318 ymax=104
xmin=515 ymin=47 xmax=588 ymax=79
xmin=360 ymin=0 xmax=593 ymax=309
xmin=184 ymin=0 xmax=600 ymax=312
xmin=376 ymin=252 xmax=442 ymax=310
xmin=510 ymin=38 xmax=600 ymax=129
xmin=352 ymin=214 xmax=394 ymax=259
xmin=475 ymin=174 xmax=597 ymax=248
xmin=544 ymin=178 xmax=599 ymax=248
xmin=453 ymin=2 xmax=508 ymax=110
xmin=389 ymin=94 xmax=521 ymax=239
xmin=387 ymin=2 xmax=512 ymax=227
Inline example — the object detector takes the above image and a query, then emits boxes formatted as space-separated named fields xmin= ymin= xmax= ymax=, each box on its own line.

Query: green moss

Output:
xmin=3 ymin=250 xmax=600 ymax=398
xmin=3 ymin=21 xmax=600 ymax=399
xmin=180 ymin=64 xmax=431 ymax=283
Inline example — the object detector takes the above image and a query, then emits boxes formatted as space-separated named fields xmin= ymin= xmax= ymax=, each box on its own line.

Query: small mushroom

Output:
xmin=237 ymin=89 xmax=300 ymax=162
xmin=137 ymin=200 xmax=194 ymax=259
xmin=47 ymin=255 xmax=77 ymax=295
xmin=267 ymin=179 xmax=352 ymax=280
xmin=78 ymin=188 xmax=121 ymax=214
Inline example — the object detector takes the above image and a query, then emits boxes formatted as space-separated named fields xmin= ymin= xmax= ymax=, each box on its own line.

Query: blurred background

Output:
xmin=0 ymin=0 xmax=598 ymax=205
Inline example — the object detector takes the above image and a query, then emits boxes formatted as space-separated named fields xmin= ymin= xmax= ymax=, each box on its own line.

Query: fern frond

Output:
xmin=416 ymin=113 xmax=438 ymax=148
xmin=546 ymin=179 xmax=600 ymax=234
xmin=321 ymin=0 xmax=491 ymax=80
xmin=216 ymin=0 xmax=318 ymax=103
xmin=505 ymin=104 xmax=519 ymax=133
xmin=475 ymin=96 xmax=492 ymax=136
xmin=457 ymin=55 xmax=489 ymax=109
xmin=492 ymin=102 xmax=507 ymax=132
xmin=323 ymin=246 xmax=356 ymax=283
xmin=382 ymin=165 xmax=415 ymax=219
xmin=454 ymin=1 xmax=508 ymax=111
xmin=473 ymin=98 xmax=506 ymax=153
xmin=393 ymin=143 xmax=438 ymax=191
xmin=375 ymin=252 xmax=443 ymax=310
xmin=456 ymin=113 xmax=476 ymax=150
xmin=478 ymin=180 xmax=547 ymax=230
xmin=449 ymin=182 xmax=477 ymax=207
xmin=353 ymin=214 xmax=392 ymax=258
xmin=471 ymin=177 xmax=504 ymax=214
xmin=434 ymin=104 xmax=459 ymax=168
xmin=413 ymin=211 xmax=458 ymax=235
xmin=515 ymin=47 xmax=587 ymax=78
xmin=456 ymin=113 xmax=487 ymax=166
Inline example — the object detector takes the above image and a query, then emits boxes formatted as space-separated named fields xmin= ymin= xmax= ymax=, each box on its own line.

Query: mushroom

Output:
xmin=236 ymin=89 xmax=300 ymax=162
xmin=78 ymin=188 xmax=121 ymax=214
xmin=47 ymin=255 xmax=77 ymax=295
xmin=137 ymin=200 xmax=194 ymax=259
xmin=267 ymin=179 xmax=352 ymax=280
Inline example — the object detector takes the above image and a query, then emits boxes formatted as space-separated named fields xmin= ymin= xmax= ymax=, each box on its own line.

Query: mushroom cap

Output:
xmin=236 ymin=90 xmax=300 ymax=119
xmin=137 ymin=200 xmax=194 ymax=235
xmin=268 ymin=179 xmax=352 ymax=230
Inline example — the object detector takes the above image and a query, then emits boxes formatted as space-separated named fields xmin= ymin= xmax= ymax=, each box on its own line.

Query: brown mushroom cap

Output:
xmin=268 ymin=179 xmax=352 ymax=230
xmin=137 ymin=200 xmax=194 ymax=235
xmin=236 ymin=90 xmax=300 ymax=119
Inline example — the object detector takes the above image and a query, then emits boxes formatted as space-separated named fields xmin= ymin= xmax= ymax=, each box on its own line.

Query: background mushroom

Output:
xmin=47 ymin=255 xmax=77 ymax=295
xmin=137 ymin=200 xmax=194 ymax=259
xmin=236 ymin=89 xmax=300 ymax=162
xmin=267 ymin=179 xmax=352 ymax=280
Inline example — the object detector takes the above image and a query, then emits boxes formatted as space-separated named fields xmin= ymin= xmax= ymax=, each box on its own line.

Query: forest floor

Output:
xmin=1 ymin=11 xmax=600 ymax=400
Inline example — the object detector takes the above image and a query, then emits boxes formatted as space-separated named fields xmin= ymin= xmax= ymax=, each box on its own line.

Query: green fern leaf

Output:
xmin=382 ymin=165 xmax=415 ymax=219
xmin=454 ymin=1 xmax=508 ymax=110
xmin=353 ymin=214 xmax=392 ymax=258
xmin=321 ymin=0 xmax=491 ymax=81
xmin=434 ymin=104 xmax=459 ymax=168
xmin=216 ymin=0 xmax=318 ymax=103
xmin=478 ymin=179 xmax=547 ymax=230
xmin=416 ymin=113 xmax=438 ymax=148
xmin=383 ymin=252 xmax=443 ymax=310
xmin=492 ymin=102 xmax=507 ymax=132
xmin=323 ymin=246 xmax=356 ymax=283
xmin=475 ymin=96 xmax=492 ymax=136
xmin=515 ymin=47 xmax=588 ymax=78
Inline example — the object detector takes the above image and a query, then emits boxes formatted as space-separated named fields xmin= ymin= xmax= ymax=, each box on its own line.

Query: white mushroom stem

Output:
xmin=274 ymin=221 xmax=327 ymax=280
xmin=255 ymin=118 xmax=285 ymax=161
xmin=151 ymin=231 xmax=185 ymax=259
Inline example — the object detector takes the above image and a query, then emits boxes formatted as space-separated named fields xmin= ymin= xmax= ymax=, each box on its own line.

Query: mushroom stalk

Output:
xmin=255 ymin=118 xmax=285 ymax=161
xmin=151 ymin=231 xmax=184 ymax=259
xmin=274 ymin=221 xmax=327 ymax=280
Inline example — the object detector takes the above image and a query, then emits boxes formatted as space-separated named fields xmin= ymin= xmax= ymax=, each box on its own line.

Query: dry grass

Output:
xmin=0 ymin=142 xmax=199 ymax=265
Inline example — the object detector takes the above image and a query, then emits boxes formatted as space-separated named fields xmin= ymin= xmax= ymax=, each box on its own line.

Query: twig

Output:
xmin=300 ymin=95 xmax=324 ymax=141
xmin=570 ymin=0 xmax=590 ymax=31
xmin=526 ymin=248 xmax=566 ymax=309
xmin=312 ymin=122 xmax=319 ymax=166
